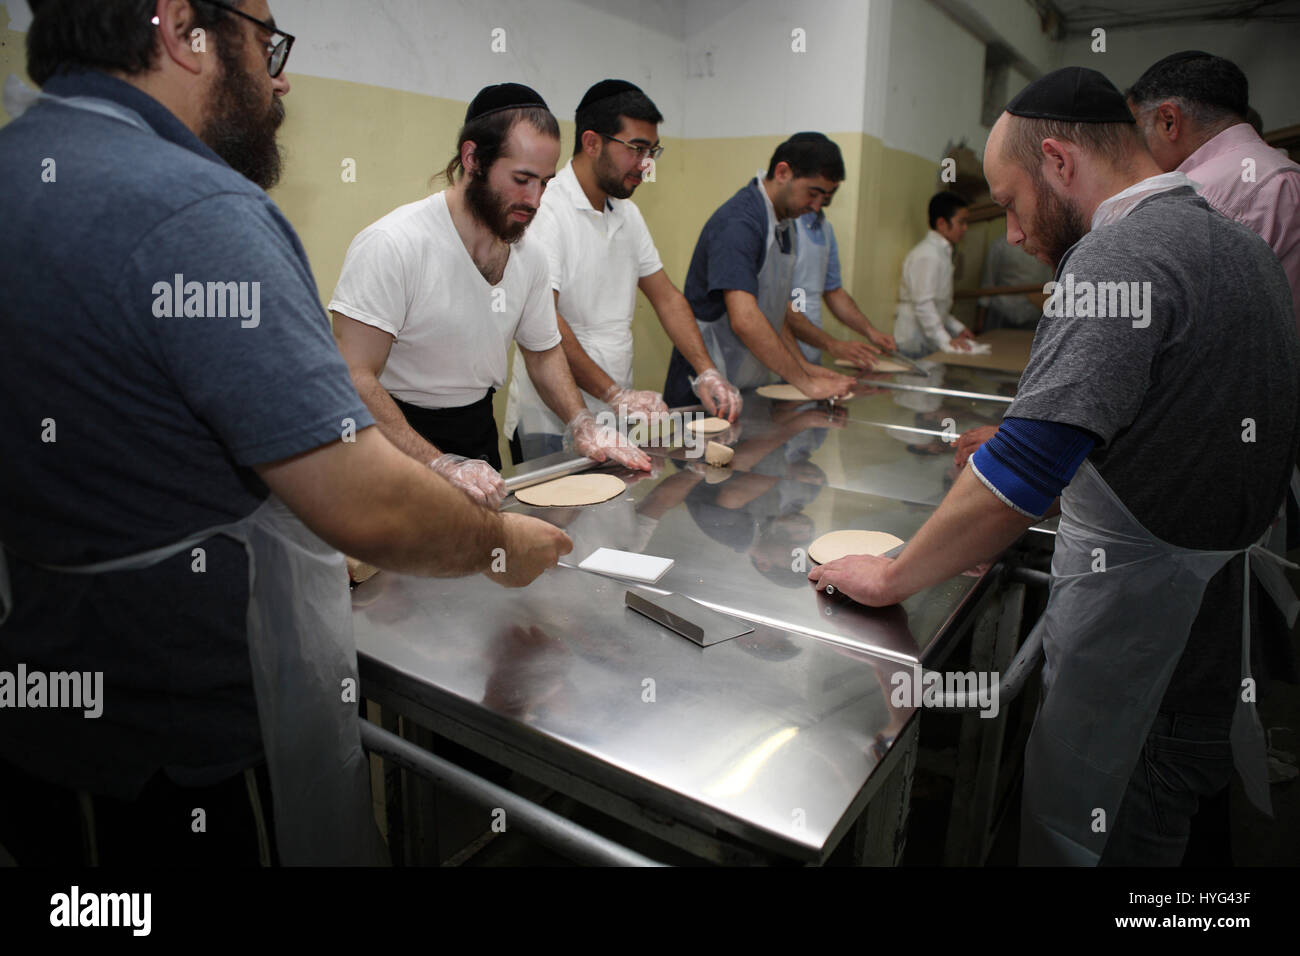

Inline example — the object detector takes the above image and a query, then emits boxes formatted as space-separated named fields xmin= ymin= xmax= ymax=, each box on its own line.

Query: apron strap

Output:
xmin=38 ymin=525 xmax=242 ymax=575
xmin=1247 ymin=542 xmax=1300 ymax=629
xmin=0 ymin=522 xmax=242 ymax=628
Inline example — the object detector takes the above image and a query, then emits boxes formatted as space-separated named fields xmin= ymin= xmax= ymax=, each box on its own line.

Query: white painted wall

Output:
xmin=880 ymin=0 xmax=988 ymax=161
xmin=679 ymin=0 xmax=870 ymax=139
xmin=1059 ymin=18 xmax=1300 ymax=130
xmin=271 ymin=0 xmax=690 ymax=135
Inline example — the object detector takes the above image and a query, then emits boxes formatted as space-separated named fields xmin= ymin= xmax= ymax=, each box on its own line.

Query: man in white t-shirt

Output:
xmin=505 ymin=79 xmax=742 ymax=462
xmin=893 ymin=191 xmax=978 ymax=358
xmin=330 ymin=84 xmax=650 ymax=507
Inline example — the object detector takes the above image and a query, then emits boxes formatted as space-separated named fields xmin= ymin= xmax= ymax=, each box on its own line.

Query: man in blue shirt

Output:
xmin=788 ymin=206 xmax=897 ymax=365
xmin=662 ymin=133 xmax=856 ymax=406
xmin=0 ymin=0 xmax=569 ymax=866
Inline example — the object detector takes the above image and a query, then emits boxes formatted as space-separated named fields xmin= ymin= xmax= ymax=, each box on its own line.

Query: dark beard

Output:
xmin=199 ymin=28 xmax=285 ymax=190
xmin=1030 ymin=177 xmax=1087 ymax=268
xmin=594 ymin=148 xmax=636 ymax=200
xmin=464 ymin=168 xmax=532 ymax=243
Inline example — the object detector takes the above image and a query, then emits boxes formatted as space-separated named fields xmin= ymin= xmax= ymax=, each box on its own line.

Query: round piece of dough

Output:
xmin=756 ymin=383 xmax=853 ymax=402
xmin=685 ymin=416 xmax=732 ymax=434
xmin=834 ymin=357 xmax=911 ymax=373
xmin=808 ymin=529 xmax=905 ymax=565
xmin=514 ymin=473 xmax=626 ymax=507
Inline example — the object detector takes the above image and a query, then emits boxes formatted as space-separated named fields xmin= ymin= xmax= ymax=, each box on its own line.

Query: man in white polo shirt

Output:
xmin=331 ymin=84 xmax=650 ymax=505
xmin=506 ymin=79 xmax=742 ymax=462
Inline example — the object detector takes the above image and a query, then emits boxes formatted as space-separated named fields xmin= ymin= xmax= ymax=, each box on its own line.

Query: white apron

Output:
xmin=791 ymin=215 xmax=832 ymax=364
xmin=0 ymin=85 xmax=383 ymax=864
xmin=506 ymin=322 xmax=634 ymax=439
xmin=1019 ymin=460 xmax=1298 ymax=865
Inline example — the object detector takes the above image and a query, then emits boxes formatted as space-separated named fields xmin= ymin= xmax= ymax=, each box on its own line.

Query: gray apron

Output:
xmin=1020 ymin=460 xmax=1298 ymax=865
xmin=0 ymin=86 xmax=384 ymax=865
xmin=698 ymin=180 xmax=797 ymax=390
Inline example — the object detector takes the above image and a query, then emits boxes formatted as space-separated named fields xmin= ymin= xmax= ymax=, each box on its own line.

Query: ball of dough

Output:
xmin=704 ymin=441 xmax=734 ymax=466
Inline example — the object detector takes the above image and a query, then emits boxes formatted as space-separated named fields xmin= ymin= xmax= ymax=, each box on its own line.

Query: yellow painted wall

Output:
xmin=1 ymin=10 xmax=29 ymax=107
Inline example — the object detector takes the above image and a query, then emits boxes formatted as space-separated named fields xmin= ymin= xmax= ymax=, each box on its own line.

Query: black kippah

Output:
xmin=576 ymin=79 xmax=643 ymax=113
xmin=1005 ymin=66 xmax=1135 ymax=124
xmin=466 ymin=83 xmax=549 ymax=123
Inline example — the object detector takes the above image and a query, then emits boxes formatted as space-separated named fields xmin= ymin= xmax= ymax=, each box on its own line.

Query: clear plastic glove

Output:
xmin=602 ymin=384 xmax=668 ymax=421
xmin=563 ymin=409 xmax=652 ymax=471
xmin=690 ymin=368 xmax=742 ymax=421
xmin=429 ymin=454 xmax=506 ymax=510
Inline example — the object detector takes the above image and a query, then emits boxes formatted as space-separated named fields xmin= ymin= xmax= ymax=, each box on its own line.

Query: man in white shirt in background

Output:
xmin=331 ymin=83 xmax=650 ymax=506
xmin=894 ymin=190 xmax=978 ymax=358
xmin=506 ymin=79 xmax=741 ymax=463
xmin=788 ymin=200 xmax=897 ymax=366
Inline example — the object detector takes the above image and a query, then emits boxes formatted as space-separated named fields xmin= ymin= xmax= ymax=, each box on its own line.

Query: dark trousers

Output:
xmin=0 ymin=756 xmax=278 ymax=866
xmin=1100 ymin=712 xmax=1235 ymax=867
xmin=391 ymin=390 xmax=501 ymax=470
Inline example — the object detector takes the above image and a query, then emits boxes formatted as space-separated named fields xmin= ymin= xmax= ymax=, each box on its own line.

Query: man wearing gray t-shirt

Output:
xmin=810 ymin=67 xmax=1299 ymax=866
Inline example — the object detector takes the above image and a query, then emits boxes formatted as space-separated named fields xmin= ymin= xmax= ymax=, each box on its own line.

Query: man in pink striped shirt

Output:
xmin=1128 ymin=51 xmax=1300 ymax=333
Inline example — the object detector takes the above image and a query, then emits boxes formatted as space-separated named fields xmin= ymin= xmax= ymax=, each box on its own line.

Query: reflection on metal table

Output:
xmin=353 ymin=564 xmax=916 ymax=863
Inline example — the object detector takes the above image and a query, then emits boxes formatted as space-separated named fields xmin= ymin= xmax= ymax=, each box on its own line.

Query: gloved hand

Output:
xmin=602 ymin=384 xmax=668 ymax=421
xmin=429 ymin=454 xmax=506 ymax=510
xmin=690 ymin=368 xmax=742 ymax=421
xmin=563 ymin=409 xmax=652 ymax=471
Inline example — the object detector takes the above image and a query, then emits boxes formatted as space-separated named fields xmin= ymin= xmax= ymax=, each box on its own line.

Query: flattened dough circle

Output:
xmin=756 ymin=383 xmax=853 ymax=402
xmin=514 ymin=473 xmax=627 ymax=507
xmin=834 ymin=357 xmax=911 ymax=373
xmin=808 ymin=529 xmax=905 ymax=564
xmin=685 ymin=416 xmax=732 ymax=434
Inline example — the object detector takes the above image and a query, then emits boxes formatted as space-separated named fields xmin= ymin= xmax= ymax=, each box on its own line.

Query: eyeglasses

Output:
xmin=191 ymin=0 xmax=295 ymax=78
xmin=601 ymin=134 xmax=664 ymax=161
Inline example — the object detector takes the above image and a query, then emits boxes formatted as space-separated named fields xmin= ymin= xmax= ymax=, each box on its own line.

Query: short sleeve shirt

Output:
xmin=329 ymin=192 xmax=561 ymax=408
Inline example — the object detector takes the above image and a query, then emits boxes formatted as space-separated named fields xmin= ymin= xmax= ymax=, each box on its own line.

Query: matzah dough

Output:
xmin=685 ymin=416 xmax=732 ymax=434
xmin=756 ymin=383 xmax=853 ymax=401
xmin=834 ymin=357 xmax=911 ymax=373
xmin=514 ymin=473 xmax=627 ymax=507
xmin=808 ymin=529 xmax=905 ymax=564
xmin=704 ymin=441 xmax=734 ymax=466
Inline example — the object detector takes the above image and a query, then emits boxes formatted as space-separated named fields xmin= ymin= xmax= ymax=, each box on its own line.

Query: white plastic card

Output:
xmin=577 ymin=548 xmax=674 ymax=584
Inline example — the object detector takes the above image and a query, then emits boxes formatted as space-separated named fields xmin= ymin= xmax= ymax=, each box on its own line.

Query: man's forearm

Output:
xmin=657 ymin=294 xmax=716 ymax=376
xmin=887 ymin=466 xmax=1035 ymax=598
xmin=556 ymin=311 xmax=617 ymax=400
xmin=523 ymin=345 xmax=587 ymax=424
xmin=724 ymin=309 xmax=811 ymax=383
xmin=352 ymin=369 xmax=444 ymax=463
xmin=257 ymin=425 xmax=505 ymax=578
xmin=785 ymin=307 xmax=835 ymax=349
xmin=824 ymin=288 xmax=876 ymax=339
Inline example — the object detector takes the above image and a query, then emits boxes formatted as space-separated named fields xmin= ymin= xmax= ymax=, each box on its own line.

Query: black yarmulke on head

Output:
xmin=1005 ymin=67 xmax=1135 ymax=124
xmin=577 ymin=79 xmax=643 ymax=114
xmin=466 ymin=83 xmax=549 ymax=123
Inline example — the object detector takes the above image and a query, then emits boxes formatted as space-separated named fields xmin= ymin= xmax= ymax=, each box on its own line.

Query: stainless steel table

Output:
xmin=353 ymin=564 xmax=921 ymax=863
xmin=352 ymin=368 xmax=1045 ymax=865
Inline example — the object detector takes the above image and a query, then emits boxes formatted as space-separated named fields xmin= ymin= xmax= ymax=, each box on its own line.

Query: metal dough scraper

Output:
xmin=624 ymin=588 xmax=755 ymax=647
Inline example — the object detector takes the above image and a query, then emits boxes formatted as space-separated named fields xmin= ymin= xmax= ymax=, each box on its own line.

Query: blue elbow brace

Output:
xmin=969 ymin=417 xmax=1096 ymax=517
